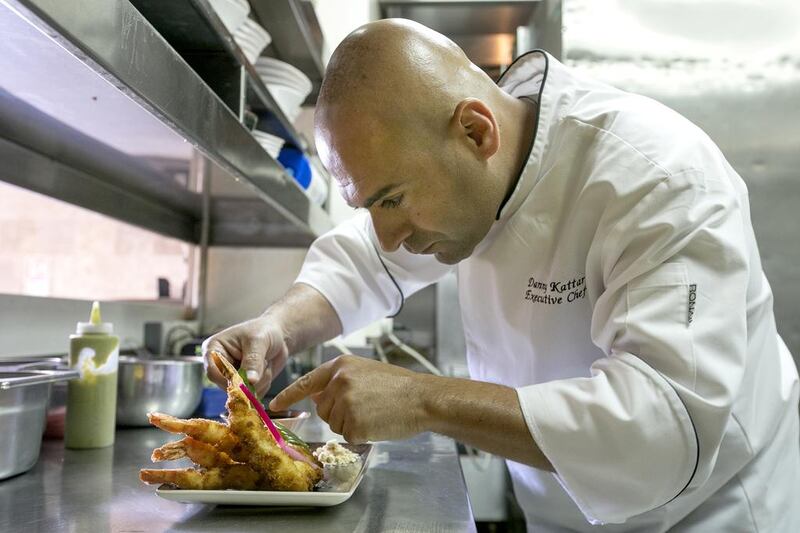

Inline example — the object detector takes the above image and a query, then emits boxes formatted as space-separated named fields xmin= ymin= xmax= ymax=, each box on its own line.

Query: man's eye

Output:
xmin=380 ymin=194 xmax=404 ymax=209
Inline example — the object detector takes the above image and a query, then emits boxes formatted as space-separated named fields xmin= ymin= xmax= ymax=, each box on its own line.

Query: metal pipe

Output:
xmin=385 ymin=333 xmax=442 ymax=376
xmin=196 ymin=154 xmax=211 ymax=335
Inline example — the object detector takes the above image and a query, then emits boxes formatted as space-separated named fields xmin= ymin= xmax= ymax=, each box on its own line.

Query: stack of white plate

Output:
xmin=252 ymin=130 xmax=285 ymax=159
xmin=208 ymin=0 xmax=250 ymax=34
xmin=234 ymin=19 xmax=271 ymax=64
xmin=254 ymin=57 xmax=313 ymax=122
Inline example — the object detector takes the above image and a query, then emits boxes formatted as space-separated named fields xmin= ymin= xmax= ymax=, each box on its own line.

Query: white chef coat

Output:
xmin=296 ymin=50 xmax=800 ymax=531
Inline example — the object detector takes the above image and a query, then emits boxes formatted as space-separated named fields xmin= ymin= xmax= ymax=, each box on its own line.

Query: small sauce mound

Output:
xmin=313 ymin=440 xmax=360 ymax=466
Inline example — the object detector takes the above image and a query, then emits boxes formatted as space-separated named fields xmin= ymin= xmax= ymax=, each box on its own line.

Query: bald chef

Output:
xmin=204 ymin=19 xmax=800 ymax=532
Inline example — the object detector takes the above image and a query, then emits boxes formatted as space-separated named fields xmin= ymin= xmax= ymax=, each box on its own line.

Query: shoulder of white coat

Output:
xmin=560 ymin=89 xmax=743 ymax=197
xmin=325 ymin=209 xmax=371 ymax=237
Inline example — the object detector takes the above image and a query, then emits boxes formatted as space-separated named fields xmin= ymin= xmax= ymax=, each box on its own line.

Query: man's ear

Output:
xmin=451 ymin=98 xmax=500 ymax=159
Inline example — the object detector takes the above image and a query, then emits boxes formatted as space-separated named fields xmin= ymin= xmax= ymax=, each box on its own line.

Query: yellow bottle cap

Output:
xmin=89 ymin=301 xmax=102 ymax=325
xmin=77 ymin=301 xmax=113 ymax=334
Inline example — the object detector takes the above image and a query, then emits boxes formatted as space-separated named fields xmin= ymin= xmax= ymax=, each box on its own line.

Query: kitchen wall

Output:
xmin=562 ymin=0 xmax=800 ymax=366
xmin=203 ymin=247 xmax=306 ymax=333
xmin=0 ymin=295 xmax=186 ymax=357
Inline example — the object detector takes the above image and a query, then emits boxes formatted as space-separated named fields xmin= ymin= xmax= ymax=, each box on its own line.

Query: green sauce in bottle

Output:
xmin=65 ymin=301 xmax=119 ymax=449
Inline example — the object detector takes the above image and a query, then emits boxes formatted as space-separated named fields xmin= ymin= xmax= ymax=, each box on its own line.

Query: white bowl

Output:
xmin=268 ymin=83 xmax=307 ymax=121
xmin=269 ymin=409 xmax=310 ymax=433
xmin=254 ymin=68 xmax=310 ymax=92
xmin=234 ymin=19 xmax=271 ymax=64
xmin=209 ymin=0 xmax=249 ymax=34
xmin=252 ymin=130 xmax=285 ymax=158
xmin=255 ymin=57 xmax=312 ymax=94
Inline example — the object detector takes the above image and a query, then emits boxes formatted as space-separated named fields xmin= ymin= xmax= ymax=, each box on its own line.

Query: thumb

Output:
xmin=240 ymin=336 xmax=268 ymax=385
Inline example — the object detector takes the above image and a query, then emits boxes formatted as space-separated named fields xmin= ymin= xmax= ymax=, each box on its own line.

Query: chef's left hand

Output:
xmin=269 ymin=355 xmax=428 ymax=443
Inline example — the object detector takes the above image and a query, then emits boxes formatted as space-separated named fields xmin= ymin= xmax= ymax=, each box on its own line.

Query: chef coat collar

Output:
xmin=494 ymin=50 xmax=568 ymax=221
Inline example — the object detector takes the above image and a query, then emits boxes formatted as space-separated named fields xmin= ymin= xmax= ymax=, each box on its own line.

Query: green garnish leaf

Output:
xmin=237 ymin=368 xmax=258 ymax=397
xmin=274 ymin=420 xmax=311 ymax=453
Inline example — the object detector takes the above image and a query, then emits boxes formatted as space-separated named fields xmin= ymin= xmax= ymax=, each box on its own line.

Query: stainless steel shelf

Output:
xmin=0 ymin=89 xmax=201 ymax=243
xmin=249 ymin=0 xmax=326 ymax=104
xmin=128 ymin=0 xmax=312 ymax=151
xmin=128 ymin=0 xmax=332 ymax=191
xmin=0 ymin=0 xmax=333 ymax=246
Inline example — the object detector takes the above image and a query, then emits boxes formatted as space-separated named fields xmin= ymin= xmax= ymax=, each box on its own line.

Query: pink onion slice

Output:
xmin=238 ymin=384 xmax=319 ymax=469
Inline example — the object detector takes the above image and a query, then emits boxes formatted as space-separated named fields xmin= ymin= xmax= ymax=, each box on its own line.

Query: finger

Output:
xmin=327 ymin=400 xmax=345 ymax=436
xmin=341 ymin=418 xmax=362 ymax=444
xmin=269 ymin=361 xmax=336 ymax=411
xmin=207 ymin=364 xmax=227 ymax=390
xmin=240 ymin=336 xmax=269 ymax=385
xmin=202 ymin=339 xmax=234 ymax=390
xmin=314 ymin=388 xmax=335 ymax=422
xmin=254 ymin=364 xmax=274 ymax=399
xmin=255 ymin=340 xmax=289 ymax=397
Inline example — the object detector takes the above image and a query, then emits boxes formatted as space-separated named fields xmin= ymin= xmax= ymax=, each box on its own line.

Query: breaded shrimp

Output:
xmin=211 ymin=352 xmax=323 ymax=491
xmin=140 ymin=465 xmax=261 ymax=490
xmin=140 ymin=352 xmax=323 ymax=493
xmin=147 ymin=412 xmax=239 ymax=452
xmin=151 ymin=437 xmax=237 ymax=468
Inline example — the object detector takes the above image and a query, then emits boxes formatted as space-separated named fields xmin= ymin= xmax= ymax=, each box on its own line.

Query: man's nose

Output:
xmin=371 ymin=211 xmax=412 ymax=253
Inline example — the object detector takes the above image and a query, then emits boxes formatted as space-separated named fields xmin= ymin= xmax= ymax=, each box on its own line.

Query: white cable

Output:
xmin=372 ymin=339 xmax=389 ymax=364
xmin=325 ymin=338 xmax=353 ymax=356
xmin=385 ymin=332 xmax=443 ymax=376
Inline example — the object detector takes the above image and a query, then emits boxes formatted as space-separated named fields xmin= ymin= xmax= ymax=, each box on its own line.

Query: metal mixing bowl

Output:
xmin=116 ymin=356 xmax=203 ymax=426
xmin=0 ymin=369 xmax=79 ymax=480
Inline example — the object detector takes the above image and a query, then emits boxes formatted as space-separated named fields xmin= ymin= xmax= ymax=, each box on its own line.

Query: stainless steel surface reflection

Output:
xmin=0 ymin=414 xmax=476 ymax=532
xmin=116 ymin=357 xmax=204 ymax=426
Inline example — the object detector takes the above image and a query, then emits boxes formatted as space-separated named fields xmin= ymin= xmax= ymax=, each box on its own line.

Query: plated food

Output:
xmin=313 ymin=439 xmax=360 ymax=466
xmin=139 ymin=352 xmax=322 ymax=491
xmin=155 ymin=442 xmax=373 ymax=507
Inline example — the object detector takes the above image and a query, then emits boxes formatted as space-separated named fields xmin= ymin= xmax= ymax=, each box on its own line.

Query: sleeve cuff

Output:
xmin=516 ymin=352 xmax=698 ymax=525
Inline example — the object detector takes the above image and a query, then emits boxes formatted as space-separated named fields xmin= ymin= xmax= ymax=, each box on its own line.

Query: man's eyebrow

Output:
xmin=361 ymin=184 xmax=398 ymax=209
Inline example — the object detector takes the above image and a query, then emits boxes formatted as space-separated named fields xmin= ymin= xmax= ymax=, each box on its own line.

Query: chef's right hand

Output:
xmin=202 ymin=316 xmax=289 ymax=398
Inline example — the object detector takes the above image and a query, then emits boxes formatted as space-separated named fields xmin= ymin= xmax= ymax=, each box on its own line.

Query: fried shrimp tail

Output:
xmin=151 ymin=437 xmax=236 ymax=468
xmin=147 ymin=412 xmax=239 ymax=452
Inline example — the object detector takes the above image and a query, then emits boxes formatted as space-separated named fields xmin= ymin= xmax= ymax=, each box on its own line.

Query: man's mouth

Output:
xmin=404 ymin=242 xmax=437 ymax=254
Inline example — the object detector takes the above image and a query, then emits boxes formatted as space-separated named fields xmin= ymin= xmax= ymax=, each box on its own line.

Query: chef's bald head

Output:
xmin=313 ymin=19 xmax=532 ymax=265
xmin=317 ymin=18 xmax=471 ymax=107
xmin=314 ymin=19 xmax=497 ymax=183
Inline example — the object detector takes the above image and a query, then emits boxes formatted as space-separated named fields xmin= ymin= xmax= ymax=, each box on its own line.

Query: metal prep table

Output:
xmin=0 ymin=413 xmax=476 ymax=532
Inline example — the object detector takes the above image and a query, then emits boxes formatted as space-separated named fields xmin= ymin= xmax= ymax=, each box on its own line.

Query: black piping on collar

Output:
xmin=494 ymin=49 xmax=550 ymax=220
xmin=372 ymin=241 xmax=405 ymax=317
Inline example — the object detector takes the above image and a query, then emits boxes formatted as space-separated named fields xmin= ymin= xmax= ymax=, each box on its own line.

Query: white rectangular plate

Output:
xmin=155 ymin=443 xmax=372 ymax=507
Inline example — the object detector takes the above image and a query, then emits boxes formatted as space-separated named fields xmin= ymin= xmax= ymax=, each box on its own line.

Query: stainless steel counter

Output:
xmin=0 ymin=414 xmax=476 ymax=532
